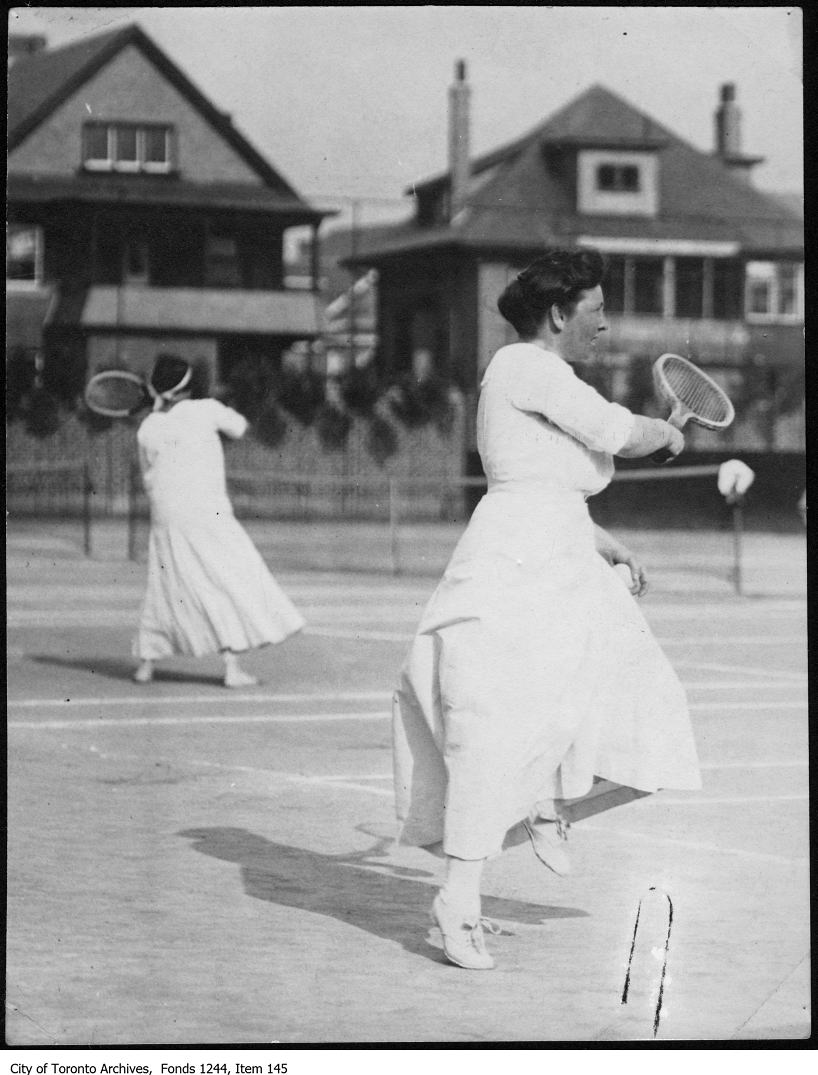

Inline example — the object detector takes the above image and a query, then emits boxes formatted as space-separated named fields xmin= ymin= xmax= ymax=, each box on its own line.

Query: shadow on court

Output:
xmin=179 ymin=827 xmax=588 ymax=965
xmin=31 ymin=653 xmax=222 ymax=687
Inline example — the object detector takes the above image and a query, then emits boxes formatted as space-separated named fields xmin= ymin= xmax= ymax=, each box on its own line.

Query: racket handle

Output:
xmin=650 ymin=445 xmax=677 ymax=466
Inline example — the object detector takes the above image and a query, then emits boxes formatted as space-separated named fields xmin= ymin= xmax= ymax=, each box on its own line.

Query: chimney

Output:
xmin=448 ymin=59 xmax=471 ymax=219
xmin=8 ymin=33 xmax=47 ymax=68
xmin=713 ymin=82 xmax=764 ymax=186
xmin=715 ymin=83 xmax=742 ymax=157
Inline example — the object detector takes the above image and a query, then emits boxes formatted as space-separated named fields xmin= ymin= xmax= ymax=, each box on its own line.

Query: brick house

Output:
xmin=345 ymin=65 xmax=804 ymax=467
xmin=7 ymin=24 xmax=330 ymax=397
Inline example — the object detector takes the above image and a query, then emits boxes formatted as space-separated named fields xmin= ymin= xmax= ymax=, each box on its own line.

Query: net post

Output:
xmin=731 ymin=496 xmax=744 ymax=596
xmin=388 ymin=478 xmax=400 ymax=575
xmin=127 ymin=458 xmax=138 ymax=562
xmin=83 ymin=462 xmax=92 ymax=557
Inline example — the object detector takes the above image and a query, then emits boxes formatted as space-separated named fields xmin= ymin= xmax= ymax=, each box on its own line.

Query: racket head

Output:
xmin=653 ymin=353 xmax=735 ymax=430
xmin=84 ymin=370 xmax=151 ymax=417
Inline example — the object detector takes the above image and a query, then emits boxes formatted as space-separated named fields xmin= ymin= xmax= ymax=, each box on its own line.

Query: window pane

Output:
xmin=746 ymin=261 xmax=774 ymax=315
xmin=124 ymin=240 xmax=149 ymax=281
xmin=712 ymin=259 xmax=743 ymax=320
xmin=632 ymin=258 xmax=663 ymax=315
xmin=597 ymin=165 xmax=615 ymax=191
xmin=144 ymin=127 xmax=168 ymax=164
xmin=748 ymin=280 xmax=772 ymax=315
xmin=777 ymin=264 xmax=799 ymax=316
xmin=7 ymin=225 xmax=39 ymax=280
xmin=205 ymin=232 xmax=241 ymax=287
xmin=84 ymin=124 xmax=109 ymax=161
xmin=603 ymin=255 xmax=625 ymax=314
xmin=675 ymin=257 xmax=704 ymax=318
xmin=622 ymin=166 xmax=640 ymax=192
xmin=115 ymin=126 xmax=138 ymax=162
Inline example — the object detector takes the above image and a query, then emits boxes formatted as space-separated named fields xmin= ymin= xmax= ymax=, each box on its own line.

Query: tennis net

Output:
xmin=127 ymin=463 xmax=746 ymax=590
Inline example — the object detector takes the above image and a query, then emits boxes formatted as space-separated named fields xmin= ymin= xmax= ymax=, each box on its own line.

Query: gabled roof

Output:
xmin=7 ymin=22 xmax=318 ymax=211
xmin=350 ymin=84 xmax=802 ymax=264
xmin=409 ymin=85 xmax=670 ymax=195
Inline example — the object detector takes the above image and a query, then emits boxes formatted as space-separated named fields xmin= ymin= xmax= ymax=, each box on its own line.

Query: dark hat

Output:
xmin=150 ymin=354 xmax=192 ymax=396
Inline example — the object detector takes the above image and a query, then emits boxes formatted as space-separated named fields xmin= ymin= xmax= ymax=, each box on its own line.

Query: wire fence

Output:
xmin=6 ymin=461 xmax=93 ymax=555
xmin=122 ymin=462 xmax=748 ymax=591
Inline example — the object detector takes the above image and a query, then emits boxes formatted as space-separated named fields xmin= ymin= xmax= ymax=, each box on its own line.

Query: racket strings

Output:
xmin=85 ymin=373 xmax=148 ymax=416
xmin=663 ymin=358 xmax=732 ymax=423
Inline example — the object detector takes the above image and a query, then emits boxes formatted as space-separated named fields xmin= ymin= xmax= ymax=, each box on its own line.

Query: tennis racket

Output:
xmin=650 ymin=353 xmax=735 ymax=464
xmin=84 ymin=370 xmax=152 ymax=417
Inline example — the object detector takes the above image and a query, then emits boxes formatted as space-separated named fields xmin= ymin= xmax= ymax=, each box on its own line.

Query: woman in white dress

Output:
xmin=392 ymin=248 xmax=701 ymax=970
xmin=133 ymin=355 xmax=304 ymax=688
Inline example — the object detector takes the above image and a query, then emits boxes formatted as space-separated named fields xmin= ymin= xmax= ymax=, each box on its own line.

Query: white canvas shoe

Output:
xmin=523 ymin=815 xmax=571 ymax=876
xmin=431 ymin=892 xmax=499 ymax=970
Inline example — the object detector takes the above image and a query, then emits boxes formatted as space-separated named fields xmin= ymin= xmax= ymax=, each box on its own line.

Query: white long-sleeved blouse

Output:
xmin=477 ymin=343 xmax=634 ymax=498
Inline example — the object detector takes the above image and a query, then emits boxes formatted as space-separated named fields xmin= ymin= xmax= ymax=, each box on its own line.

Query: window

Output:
xmin=123 ymin=238 xmax=150 ymax=285
xmin=144 ymin=126 xmax=170 ymax=167
xmin=82 ymin=123 xmax=173 ymax=173
xmin=115 ymin=126 xmax=139 ymax=170
xmin=712 ymin=260 xmax=743 ymax=320
xmin=205 ymin=231 xmax=241 ymax=288
xmin=577 ymin=151 xmax=658 ymax=216
xmin=675 ymin=257 xmax=705 ymax=319
xmin=597 ymin=253 xmax=748 ymax=321
xmin=632 ymin=258 xmax=664 ymax=315
xmin=746 ymin=261 xmax=803 ymax=321
xmin=777 ymin=264 xmax=800 ymax=318
xmin=603 ymin=256 xmax=625 ymax=314
xmin=6 ymin=224 xmax=42 ymax=284
xmin=597 ymin=164 xmax=640 ymax=193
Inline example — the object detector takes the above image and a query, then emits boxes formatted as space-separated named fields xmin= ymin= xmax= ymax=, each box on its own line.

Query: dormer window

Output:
xmin=82 ymin=122 xmax=174 ymax=174
xmin=596 ymin=164 xmax=640 ymax=193
xmin=577 ymin=150 xmax=657 ymax=216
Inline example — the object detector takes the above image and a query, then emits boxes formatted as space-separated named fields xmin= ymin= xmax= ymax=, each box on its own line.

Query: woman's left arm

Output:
xmin=593 ymin=523 xmax=648 ymax=596
xmin=211 ymin=400 xmax=249 ymax=439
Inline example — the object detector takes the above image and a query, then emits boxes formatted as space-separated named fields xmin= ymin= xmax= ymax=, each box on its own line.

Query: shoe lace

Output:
xmin=465 ymin=917 xmax=502 ymax=952
xmin=556 ymin=816 xmax=571 ymax=841
xmin=479 ymin=917 xmax=502 ymax=936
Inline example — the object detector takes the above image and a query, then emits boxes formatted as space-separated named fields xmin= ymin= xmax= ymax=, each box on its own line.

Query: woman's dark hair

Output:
xmin=497 ymin=247 xmax=605 ymax=338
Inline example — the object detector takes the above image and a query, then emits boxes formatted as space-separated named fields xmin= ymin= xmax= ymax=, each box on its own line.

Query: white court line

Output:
xmin=7 ymin=694 xmax=806 ymax=721
xmin=7 ymin=689 xmax=393 ymax=710
xmin=690 ymin=701 xmax=806 ymax=712
xmin=643 ymin=794 xmax=808 ymax=805
xmin=676 ymin=661 xmax=806 ymax=682
xmin=643 ymin=602 xmax=805 ymax=618
xmin=8 ymin=711 xmax=390 ymax=730
xmin=658 ymin=636 xmax=805 ymax=646
xmin=305 ymin=627 xmax=412 ymax=643
xmin=581 ymin=822 xmax=809 ymax=866
xmin=7 ymin=601 xmax=806 ymax=631
xmin=685 ymin=681 xmax=807 ymax=691
xmin=9 ymin=699 xmax=808 ymax=732
xmin=189 ymin=758 xmax=394 ymax=797
xmin=306 ymin=625 xmax=810 ymax=650
xmin=700 ymin=759 xmax=807 ymax=770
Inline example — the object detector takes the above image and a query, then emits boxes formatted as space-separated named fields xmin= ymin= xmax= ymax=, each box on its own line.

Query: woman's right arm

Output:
xmin=617 ymin=415 xmax=684 ymax=460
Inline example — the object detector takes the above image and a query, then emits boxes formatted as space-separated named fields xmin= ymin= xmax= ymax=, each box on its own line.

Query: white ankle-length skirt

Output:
xmin=392 ymin=485 xmax=701 ymax=860
xmin=134 ymin=511 xmax=304 ymax=660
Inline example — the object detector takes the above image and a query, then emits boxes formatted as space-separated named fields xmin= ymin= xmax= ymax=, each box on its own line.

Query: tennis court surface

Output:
xmin=6 ymin=520 xmax=809 ymax=1044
